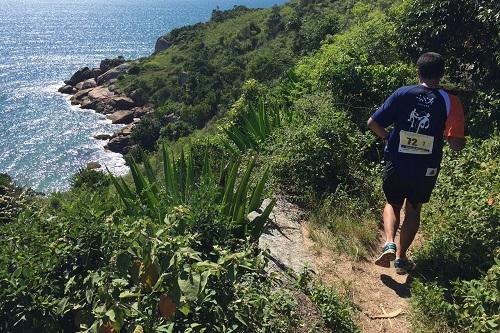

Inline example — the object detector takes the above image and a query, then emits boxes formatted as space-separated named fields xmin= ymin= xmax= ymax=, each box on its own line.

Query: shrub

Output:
xmin=131 ymin=115 xmax=162 ymax=150
xmin=411 ymin=134 xmax=500 ymax=332
xmin=70 ymin=168 xmax=110 ymax=189
xmin=0 ymin=174 xmax=30 ymax=224
xmin=395 ymin=0 xmax=500 ymax=90
xmin=264 ymin=93 xmax=369 ymax=202
xmin=160 ymin=121 xmax=194 ymax=142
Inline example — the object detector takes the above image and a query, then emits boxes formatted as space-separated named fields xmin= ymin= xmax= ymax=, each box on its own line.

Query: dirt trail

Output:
xmin=260 ymin=198 xmax=416 ymax=333
xmin=308 ymin=229 xmax=415 ymax=333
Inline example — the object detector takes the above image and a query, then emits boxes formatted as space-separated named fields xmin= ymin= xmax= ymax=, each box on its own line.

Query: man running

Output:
xmin=367 ymin=52 xmax=465 ymax=274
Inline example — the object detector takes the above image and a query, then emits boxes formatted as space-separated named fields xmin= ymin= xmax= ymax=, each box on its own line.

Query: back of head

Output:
xmin=417 ymin=52 xmax=445 ymax=80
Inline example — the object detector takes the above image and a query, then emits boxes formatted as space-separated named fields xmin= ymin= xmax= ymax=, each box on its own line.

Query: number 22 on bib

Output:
xmin=398 ymin=130 xmax=434 ymax=155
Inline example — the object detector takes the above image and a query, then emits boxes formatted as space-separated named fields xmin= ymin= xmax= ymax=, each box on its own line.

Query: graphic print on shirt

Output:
xmin=408 ymin=109 xmax=431 ymax=133
xmin=416 ymin=93 xmax=435 ymax=106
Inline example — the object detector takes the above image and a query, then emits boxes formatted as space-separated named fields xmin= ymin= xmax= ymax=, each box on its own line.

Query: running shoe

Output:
xmin=394 ymin=258 xmax=416 ymax=275
xmin=374 ymin=242 xmax=396 ymax=268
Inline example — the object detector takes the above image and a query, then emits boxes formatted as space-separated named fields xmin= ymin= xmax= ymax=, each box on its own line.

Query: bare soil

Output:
xmin=260 ymin=197 xmax=419 ymax=333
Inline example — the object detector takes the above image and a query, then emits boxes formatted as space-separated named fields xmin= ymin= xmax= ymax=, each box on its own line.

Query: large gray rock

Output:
xmin=154 ymin=36 xmax=172 ymax=54
xmin=94 ymin=133 xmax=111 ymax=140
xmin=75 ymin=78 xmax=97 ymax=90
xmin=86 ymin=161 xmax=101 ymax=170
xmin=105 ymin=135 xmax=131 ymax=154
xmin=58 ymin=85 xmax=75 ymax=94
xmin=67 ymin=67 xmax=95 ymax=86
xmin=179 ymin=71 xmax=189 ymax=85
xmin=100 ymin=56 xmax=126 ymax=73
xmin=80 ymin=98 xmax=100 ymax=110
xmin=119 ymin=124 xmax=135 ymax=136
xmin=96 ymin=63 xmax=130 ymax=85
xmin=107 ymin=110 xmax=134 ymax=124
xmin=132 ymin=106 xmax=153 ymax=118
xmin=88 ymin=86 xmax=114 ymax=100
xmin=112 ymin=96 xmax=135 ymax=110
xmin=72 ymin=88 xmax=93 ymax=101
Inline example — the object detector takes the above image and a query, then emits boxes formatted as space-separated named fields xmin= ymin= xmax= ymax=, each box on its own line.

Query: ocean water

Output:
xmin=0 ymin=0 xmax=286 ymax=192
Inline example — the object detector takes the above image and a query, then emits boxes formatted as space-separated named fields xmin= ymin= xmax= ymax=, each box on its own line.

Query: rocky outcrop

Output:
xmin=154 ymin=36 xmax=172 ymax=54
xmin=100 ymin=56 xmax=126 ymax=73
xmin=65 ymin=67 xmax=101 ymax=86
xmin=60 ymin=58 xmax=152 ymax=156
xmin=105 ymin=135 xmax=132 ymax=155
xmin=96 ymin=63 xmax=131 ymax=85
xmin=107 ymin=110 xmax=134 ymax=124
xmin=75 ymin=78 xmax=97 ymax=90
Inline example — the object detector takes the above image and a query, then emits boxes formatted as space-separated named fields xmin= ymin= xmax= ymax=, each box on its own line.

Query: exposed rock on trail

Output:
xmin=258 ymin=198 xmax=328 ymax=332
xmin=259 ymin=198 xmax=317 ymax=274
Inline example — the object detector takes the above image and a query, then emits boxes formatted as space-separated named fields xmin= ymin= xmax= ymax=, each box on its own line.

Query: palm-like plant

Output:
xmin=224 ymin=100 xmax=293 ymax=152
xmin=109 ymin=145 xmax=274 ymax=241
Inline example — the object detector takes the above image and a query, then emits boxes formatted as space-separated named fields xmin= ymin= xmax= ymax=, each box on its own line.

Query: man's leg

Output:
xmin=375 ymin=202 xmax=402 ymax=267
xmin=383 ymin=202 xmax=402 ymax=243
xmin=397 ymin=201 xmax=422 ymax=259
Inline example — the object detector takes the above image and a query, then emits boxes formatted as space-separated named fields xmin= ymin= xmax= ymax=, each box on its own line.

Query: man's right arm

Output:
xmin=368 ymin=88 xmax=401 ymax=139
xmin=367 ymin=117 xmax=389 ymax=140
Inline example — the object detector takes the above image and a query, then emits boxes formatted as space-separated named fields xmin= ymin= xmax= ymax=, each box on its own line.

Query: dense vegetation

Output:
xmin=1 ymin=0 xmax=498 ymax=332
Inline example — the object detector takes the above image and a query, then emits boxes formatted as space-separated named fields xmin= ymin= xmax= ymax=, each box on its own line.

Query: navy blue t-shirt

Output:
xmin=372 ymin=85 xmax=451 ymax=179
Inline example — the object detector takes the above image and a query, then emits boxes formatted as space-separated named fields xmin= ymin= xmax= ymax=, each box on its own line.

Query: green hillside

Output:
xmin=1 ymin=0 xmax=499 ymax=332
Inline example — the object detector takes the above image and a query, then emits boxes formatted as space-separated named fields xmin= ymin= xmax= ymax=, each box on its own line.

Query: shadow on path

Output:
xmin=380 ymin=274 xmax=412 ymax=298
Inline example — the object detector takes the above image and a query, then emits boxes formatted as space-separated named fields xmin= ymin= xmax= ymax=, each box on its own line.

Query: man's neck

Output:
xmin=419 ymin=79 xmax=440 ymax=88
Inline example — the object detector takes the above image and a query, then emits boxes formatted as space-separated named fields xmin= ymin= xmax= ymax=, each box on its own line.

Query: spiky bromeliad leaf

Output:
xmin=248 ymin=166 xmax=270 ymax=213
xmin=222 ymin=158 xmax=241 ymax=216
xmin=250 ymin=198 xmax=276 ymax=240
xmin=230 ymin=157 xmax=256 ymax=220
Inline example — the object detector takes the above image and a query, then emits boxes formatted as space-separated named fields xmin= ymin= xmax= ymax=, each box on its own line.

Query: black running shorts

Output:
xmin=382 ymin=166 xmax=437 ymax=207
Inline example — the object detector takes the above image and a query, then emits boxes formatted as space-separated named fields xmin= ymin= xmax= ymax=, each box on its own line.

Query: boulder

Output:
xmin=86 ymin=162 xmax=101 ymax=170
xmin=94 ymin=133 xmax=111 ymax=140
xmin=100 ymin=56 xmax=126 ymax=73
xmin=112 ymin=96 xmax=135 ymax=110
xmin=80 ymin=98 xmax=100 ymax=110
xmin=105 ymin=135 xmax=131 ymax=154
xmin=119 ymin=124 xmax=135 ymax=136
xmin=88 ymin=86 xmax=114 ymax=100
xmin=154 ymin=37 xmax=172 ymax=54
xmin=91 ymin=67 xmax=102 ymax=78
xmin=75 ymin=78 xmax=97 ymax=90
xmin=162 ymin=113 xmax=179 ymax=124
xmin=72 ymin=88 xmax=93 ymax=101
xmin=107 ymin=110 xmax=134 ymax=124
xmin=93 ymin=101 xmax=116 ymax=114
xmin=68 ymin=67 xmax=95 ymax=86
xmin=132 ymin=106 xmax=152 ymax=118
xmin=58 ymin=85 xmax=74 ymax=94
xmin=96 ymin=63 xmax=130 ymax=85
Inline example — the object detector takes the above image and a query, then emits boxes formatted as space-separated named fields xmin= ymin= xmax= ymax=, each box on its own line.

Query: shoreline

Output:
xmin=58 ymin=57 xmax=154 ymax=163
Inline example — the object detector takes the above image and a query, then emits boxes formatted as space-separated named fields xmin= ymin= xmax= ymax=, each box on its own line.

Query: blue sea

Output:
xmin=0 ymin=0 xmax=286 ymax=192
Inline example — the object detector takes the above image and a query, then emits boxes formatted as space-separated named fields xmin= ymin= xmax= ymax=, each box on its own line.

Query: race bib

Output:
xmin=398 ymin=130 xmax=434 ymax=155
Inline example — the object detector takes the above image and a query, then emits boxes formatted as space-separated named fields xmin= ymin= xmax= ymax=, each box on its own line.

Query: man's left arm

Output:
xmin=444 ymin=95 xmax=466 ymax=151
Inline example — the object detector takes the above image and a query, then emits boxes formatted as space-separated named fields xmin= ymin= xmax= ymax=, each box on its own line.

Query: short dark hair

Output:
xmin=417 ymin=52 xmax=445 ymax=80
